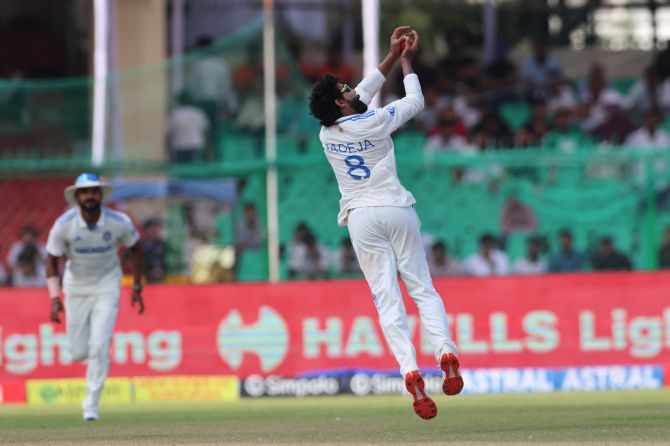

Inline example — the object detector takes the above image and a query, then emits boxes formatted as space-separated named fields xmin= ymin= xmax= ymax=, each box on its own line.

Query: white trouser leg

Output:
xmin=82 ymin=290 xmax=119 ymax=414
xmin=65 ymin=295 xmax=94 ymax=362
xmin=386 ymin=207 xmax=458 ymax=361
xmin=67 ymin=291 xmax=119 ymax=414
xmin=348 ymin=207 xmax=418 ymax=375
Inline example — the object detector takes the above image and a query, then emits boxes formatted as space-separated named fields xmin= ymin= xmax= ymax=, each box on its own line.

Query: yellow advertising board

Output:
xmin=26 ymin=378 xmax=131 ymax=405
xmin=133 ymin=375 xmax=239 ymax=402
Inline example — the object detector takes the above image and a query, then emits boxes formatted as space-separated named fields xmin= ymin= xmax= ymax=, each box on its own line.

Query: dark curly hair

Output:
xmin=309 ymin=73 xmax=342 ymax=127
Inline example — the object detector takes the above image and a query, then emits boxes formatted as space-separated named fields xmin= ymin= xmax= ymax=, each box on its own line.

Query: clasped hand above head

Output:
xmin=389 ymin=25 xmax=411 ymax=58
xmin=401 ymin=30 xmax=419 ymax=60
xmin=389 ymin=26 xmax=419 ymax=60
xmin=379 ymin=26 xmax=420 ymax=78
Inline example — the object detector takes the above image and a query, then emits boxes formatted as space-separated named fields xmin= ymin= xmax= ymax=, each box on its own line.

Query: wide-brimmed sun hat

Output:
xmin=64 ymin=173 xmax=112 ymax=205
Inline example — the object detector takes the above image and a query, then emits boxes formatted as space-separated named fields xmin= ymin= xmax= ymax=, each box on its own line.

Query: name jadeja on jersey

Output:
xmin=323 ymin=139 xmax=376 ymax=154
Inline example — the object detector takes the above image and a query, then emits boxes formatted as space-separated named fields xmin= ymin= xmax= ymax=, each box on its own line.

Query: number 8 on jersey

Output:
xmin=345 ymin=155 xmax=371 ymax=180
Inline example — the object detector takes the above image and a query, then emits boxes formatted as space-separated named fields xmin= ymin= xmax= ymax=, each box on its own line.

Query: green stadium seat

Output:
xmin=240 ymin=174 xmax=265 ymax=204
xmin=221 ymin=132 xmax=261 ymax=163
xmin=276 ymin=134 xmax=302 ymax=158
xmin=612 ymin=78 xmax=636 ymax=96
xmin=500 ymin=102 xmax=531 ymax=130
xmin=216 ymin=212 xmax=235 ymax=245
xmin=662 ymin=115 xmax=670 ymax=133
xmin=237 ymin=248 xmax=268 ymax=282
xmin=306 ymin=137 xmax=324 ymax=155
xmin=393 ymin=131 xmax=427 ymax=155
xmin=505 ymin=233 xmax=528 ymax=261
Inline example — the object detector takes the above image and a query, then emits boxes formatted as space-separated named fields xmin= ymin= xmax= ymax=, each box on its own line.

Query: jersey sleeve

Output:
xmin=120 ymin=216 xmax=140 ymax=248
xmin=355 ymin=68 xmax=386 ymax=105
xmin=46 ymin=223 xmax=67 ymax=257
xmin=378 ymin=73 xmax=424 ymax=135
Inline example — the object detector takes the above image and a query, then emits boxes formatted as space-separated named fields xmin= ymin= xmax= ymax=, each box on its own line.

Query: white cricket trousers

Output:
xmin=65 ymin=290 xmax=120 ymax=413
xmin=347 ymin=206 xmax=457 ymax=375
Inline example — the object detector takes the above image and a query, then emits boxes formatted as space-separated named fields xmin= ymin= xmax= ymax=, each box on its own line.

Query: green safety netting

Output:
xmin=0 ymin=15 xmax=319 ymax=165
xmin=1 ymin=140 xmax=668 ymax=281
xmin=2 ymin=17 xmax=670 ymax=281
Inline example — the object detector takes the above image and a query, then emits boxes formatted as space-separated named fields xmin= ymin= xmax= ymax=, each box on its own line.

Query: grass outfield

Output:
xmin=0 ymin=390 xmax=669 ymax=445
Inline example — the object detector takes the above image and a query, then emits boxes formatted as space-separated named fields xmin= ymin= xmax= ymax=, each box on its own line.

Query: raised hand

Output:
xmin=401 ymin=30 xmax=420 ymax=60
xmin=390 ymin=26 xmax=411 ymax=58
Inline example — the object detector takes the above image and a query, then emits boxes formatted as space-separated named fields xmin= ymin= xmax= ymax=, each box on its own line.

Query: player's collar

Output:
xmin=335 ymin=109 xmax=375 ymax=124
xmin=335 ymin=113 xmax=358 ymax=124
xmin=77 ymin=207 xmax=107 ymax=229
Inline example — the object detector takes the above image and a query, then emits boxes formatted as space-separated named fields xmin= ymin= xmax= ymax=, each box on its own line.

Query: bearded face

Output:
xmin=348 ymin=96 xmax=368 ymax=114
xmin=75 ymin=187 xmax=102 ymax=213
xmin=336 ymin=82 xmax=368 ymax=115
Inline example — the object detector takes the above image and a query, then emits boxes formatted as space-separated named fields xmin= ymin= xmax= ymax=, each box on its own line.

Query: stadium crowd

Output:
xmin=380 ymin=36 xmax=670 ymax=153
xmin=167 ymin=33 xmax=670 ymax=164
xmin=283 ymin=222 xmax=670 ymax=280
xmin=5 ymin=32 xmax=670 ymax=284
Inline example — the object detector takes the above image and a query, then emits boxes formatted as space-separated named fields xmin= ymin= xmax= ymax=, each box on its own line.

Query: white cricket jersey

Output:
xmin=320 ymin=69 xmax=424 ymax=226
xmin=46 ymin=207 xmax=139 ymax=296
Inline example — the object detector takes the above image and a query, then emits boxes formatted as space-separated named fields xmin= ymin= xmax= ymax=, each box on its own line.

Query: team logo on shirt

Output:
xmin=103 ymin=231 xmax=112 ymax=241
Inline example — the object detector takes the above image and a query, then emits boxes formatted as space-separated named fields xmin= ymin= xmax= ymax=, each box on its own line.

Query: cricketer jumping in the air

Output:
xmin=46 ymin=173 xmax=145 ymax=421
xmin=309 ymin=26 xmax=463 ymax=420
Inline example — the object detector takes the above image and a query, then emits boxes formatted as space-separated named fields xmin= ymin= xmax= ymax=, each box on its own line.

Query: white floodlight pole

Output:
xmin=362 ymin=0 xmax=380 ymax=107
xmin=264 ymin=0 xmax=280 ymax=282
xmin=92 ymin=0 xmax=110 ymax=166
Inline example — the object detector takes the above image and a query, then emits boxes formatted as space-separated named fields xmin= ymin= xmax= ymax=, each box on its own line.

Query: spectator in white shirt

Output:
xmin=414 ymin=87 xmax=450 ymax=132
xmin=186 ymin=36 xmax=238 ymax=116
xmin=625 ymin=108 xmax=670 ymax=148
xmin=234 ymin=203 xmax=264 ymax=253
xmin=11 ymin=244 xmax=47 ymax=287
xmin=513 ymin=237 xmax=547 ymax=275
xmin=335 ymin=237 xmax=362 ymax=278
xmin=579 ymin=64 xmax=631 ymax=140
xmin=463 ymin=234 xmax=510 ymax=276
xmin=625 ymin=108 xmax=670 ymax=189
xmin=624 ymin=65 xmax=670 ymax=114
xmin=427 ymin=241 xmax=462 ymax=276
xmin=521 ymin=42 xmax=563 ymax=88
xmin=298 ymin=234 xmax=329 ymax=280
xmin=545 ymin=69 xmax=577 ymax=115
xmin=288 ymin=223 xmax=328 ymax=280
xmin=169 ymin=93 xmax=210 ymax=163
xmin=6 ymin=225 xmax=46 ymax=270
xmin=424 ymin=106 xmax=470 ymax=153
xmin=186 ymin=36 xmax=237 ymax=152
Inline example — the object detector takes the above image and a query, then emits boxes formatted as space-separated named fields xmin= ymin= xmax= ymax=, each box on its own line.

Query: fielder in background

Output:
xmin=46 ymin=173 xmax=145 ymax=421
xmin=309 ymin=27 xmax=463 ymax=420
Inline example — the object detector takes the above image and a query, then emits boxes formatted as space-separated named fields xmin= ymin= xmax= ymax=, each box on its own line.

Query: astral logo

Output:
xmin=217 ymin=306 xmax=288 ymax=372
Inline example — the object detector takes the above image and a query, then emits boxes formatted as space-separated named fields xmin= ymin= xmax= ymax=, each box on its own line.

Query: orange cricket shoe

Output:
xmin=404 ymin=370 xmax=437 ymax=420
xmin=440 ymin=352 xmax=464 ymax=395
